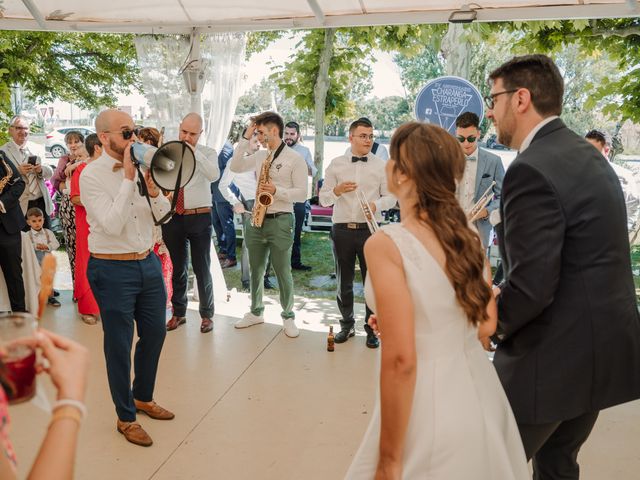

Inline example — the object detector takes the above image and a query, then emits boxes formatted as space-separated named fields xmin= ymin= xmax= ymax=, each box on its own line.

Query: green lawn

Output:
xmin=221 ymin=230 xmax=364 ymax=302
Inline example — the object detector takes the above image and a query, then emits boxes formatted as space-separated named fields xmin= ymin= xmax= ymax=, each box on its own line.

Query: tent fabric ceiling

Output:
xmin=0 ymin=1 xmax=637 ymax=34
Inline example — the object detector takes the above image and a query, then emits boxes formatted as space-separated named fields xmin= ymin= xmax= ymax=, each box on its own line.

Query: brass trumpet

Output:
xmin=357 ymin=189 xmax=379 ymax=234
xmin=467 ymin=181 xmax=496 ymax=222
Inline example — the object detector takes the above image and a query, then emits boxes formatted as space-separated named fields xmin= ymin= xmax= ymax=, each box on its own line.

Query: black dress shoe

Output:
xmin=166 ymin=316 xmax=186 ymax=331
xmin=53 ymin=289 xmax=60 ymax=297
xmin=334 ymin=327 xmax=355 ymax=344
xmin=47 ymin=297 xmax=61 ymax=307
xmin=241 ymin=280 xmax=250 ymax=291
xmin=264 ymin=278 xmax=276 ymax=289
xmin=365 ymin=333 xmax=380 ymax=349
xmin=292 ymin=263 xmax=312 ymax=271
xmin=200 ymin=318 xmax=213 ymax=333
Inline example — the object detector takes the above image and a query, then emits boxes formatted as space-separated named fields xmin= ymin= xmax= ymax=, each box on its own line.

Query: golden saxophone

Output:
xmin=0 ymin=155 xmax=14 ymax=193
xmin=357 ymin=189 xmax=379 ymax=234
xmin=467 ymin=181 xmax=496 ymax=222
xmin=251 ymin=148 xmax=275 ymax=228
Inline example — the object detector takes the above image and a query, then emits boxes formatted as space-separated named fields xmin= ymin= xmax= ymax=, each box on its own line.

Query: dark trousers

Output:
xmin=0 ymin=227 xmax=25 ymax=312
xmin=87 ymin=254 xmax=167 ymax=422
xmin=518 ymin=411 xmax=600 ymax=480
xmin=215 ymin=201 xmax=236 ymax=261
xmin=162 ymin=212 xmax=214 ymax=318
xmin=330 ymin=225 xmax=372 ymax=331
xmin=23 ymin=197 xmax=51 ymax=231
xmin=291 ymin=201 xmax=308 ymax=266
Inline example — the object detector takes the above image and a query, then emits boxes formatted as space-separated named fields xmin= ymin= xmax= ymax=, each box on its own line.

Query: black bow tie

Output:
xmin=352 ymin=156 xmax=368 ymax=163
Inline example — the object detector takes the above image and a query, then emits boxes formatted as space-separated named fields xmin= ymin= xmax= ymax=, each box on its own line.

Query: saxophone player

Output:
xmin=229 ymin=111 xmax=308 ymax=338
xmin=319 ymin=117 xmax=396 ymax=348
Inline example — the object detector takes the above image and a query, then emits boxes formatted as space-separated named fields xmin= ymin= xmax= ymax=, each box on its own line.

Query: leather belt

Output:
xmin=91 ymin=249 xmax=151 ymax=261
xmin=181 ymin=207 xmax=212 ymax=216
xmin=264 ymin=212 xmax=292 ymax=219
xmin=334 ymin=222 xmax=369 ymax=230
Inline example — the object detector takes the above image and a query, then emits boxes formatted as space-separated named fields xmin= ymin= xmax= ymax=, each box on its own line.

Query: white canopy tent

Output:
xmin=0 ymin=1 xmax=638 ymax=34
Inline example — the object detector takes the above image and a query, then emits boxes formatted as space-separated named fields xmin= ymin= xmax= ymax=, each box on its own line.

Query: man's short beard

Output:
xmin=109 ymin=138 xmax=125 ymax=156
xmin=284 ymin=138 xmax=296 ymax=146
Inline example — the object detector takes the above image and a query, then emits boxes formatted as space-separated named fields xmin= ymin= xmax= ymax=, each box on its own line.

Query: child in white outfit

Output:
xmin=26 ymin=207 xmax=61 ymax=307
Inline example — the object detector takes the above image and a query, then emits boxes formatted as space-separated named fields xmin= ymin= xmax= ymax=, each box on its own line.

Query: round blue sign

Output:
xmin=414 ymin=76 xmax=484 ymax=134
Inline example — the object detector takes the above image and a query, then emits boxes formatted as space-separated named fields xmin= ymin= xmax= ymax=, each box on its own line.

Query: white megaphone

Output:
xmin=130 ymin=140 xmax=196 ymax=190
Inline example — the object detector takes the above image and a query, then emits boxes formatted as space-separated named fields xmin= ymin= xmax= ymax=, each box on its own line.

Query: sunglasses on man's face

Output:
xmin=104 ymin=127 xmax=140 ymax=140
xmin=456 ymin=135 xmax=477 ymax=143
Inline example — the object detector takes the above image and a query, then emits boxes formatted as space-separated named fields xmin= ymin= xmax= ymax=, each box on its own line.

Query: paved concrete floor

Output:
xmin=9 ymin=288 xmax=640 ymax=479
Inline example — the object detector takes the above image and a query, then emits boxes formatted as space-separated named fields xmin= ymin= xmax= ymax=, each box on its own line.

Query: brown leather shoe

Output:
xmin=166 ymin=315 xmax=186 ymax=331
xmin=220 ymin=258 xmax=237 ymax=269
xmin=117 ymin=420 xmax=153 ymax=447
xmin=134 ymin=399 xmax=175 ymax=420
xmin=200 ymin=317 xmax=213 ymax=333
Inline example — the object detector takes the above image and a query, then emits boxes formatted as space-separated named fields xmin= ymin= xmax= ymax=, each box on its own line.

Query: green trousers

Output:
xmin=244 ymin=213 xmax=295 ymax=319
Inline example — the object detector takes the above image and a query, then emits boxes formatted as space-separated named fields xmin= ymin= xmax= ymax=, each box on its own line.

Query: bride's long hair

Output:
xmin=389 ymin=122 xmax=491 ymax=326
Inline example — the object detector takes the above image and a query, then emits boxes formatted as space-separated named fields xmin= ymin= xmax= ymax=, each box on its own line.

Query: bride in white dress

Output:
xmin=345 ymin=122 xmax=528 ymax=480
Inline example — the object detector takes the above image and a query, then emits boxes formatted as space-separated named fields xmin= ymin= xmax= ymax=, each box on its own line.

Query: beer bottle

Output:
xmin=327 ymin=325 xmax=335 ymax=352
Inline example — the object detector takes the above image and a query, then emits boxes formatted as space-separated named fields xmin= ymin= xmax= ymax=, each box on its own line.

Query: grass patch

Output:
xmin=221 ymin=230 xmax=365 ymax=302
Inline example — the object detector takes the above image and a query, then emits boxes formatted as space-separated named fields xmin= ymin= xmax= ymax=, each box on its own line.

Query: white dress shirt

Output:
xmin=29 ymin=227 xmax=59 ymax=252
xmin=456 ymin=149 xmax=479 ymax=212
xmin=319 ymin=152 xmax=396 ymax=223
xmin=290 ymin=142 xmax=317 ymax=177
xmin=182 ymin=144 xmax=220 ymax=209
xmin=345 ymin=144 xmax=389 ymax=161
xmin=229 ymin=138 xmax=308 ymax=213
xmin=219 ymin=167 xmax=256 ymax=205
xmin=80 ymin=152 xmax=170 ymax=254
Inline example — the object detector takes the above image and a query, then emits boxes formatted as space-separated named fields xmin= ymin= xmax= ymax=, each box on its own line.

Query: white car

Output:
xmin=45 ymin=126 xmax=95 ymax=158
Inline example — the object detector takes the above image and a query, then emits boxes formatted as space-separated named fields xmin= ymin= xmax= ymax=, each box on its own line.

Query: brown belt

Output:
xmin=181 ymin=207 xmax=212 ymax=216
xmin=91 ymin=249 xmax=151 ymax=261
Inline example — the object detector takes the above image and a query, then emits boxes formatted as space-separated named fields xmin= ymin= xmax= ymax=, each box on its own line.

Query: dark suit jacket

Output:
xmin=495 ymin=118 xmax=640 ymax=425
xmin=473 ymin=148 xmax=505 ymax=248
xmin=0 ymin=150 xmax=26 ymax=236
xmin=210 ymin=142 xmax=234 ymax=203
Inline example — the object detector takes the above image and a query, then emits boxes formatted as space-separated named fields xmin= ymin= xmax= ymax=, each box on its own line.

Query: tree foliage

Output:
xmin=0 ymin=31 xmax=139 ymax=131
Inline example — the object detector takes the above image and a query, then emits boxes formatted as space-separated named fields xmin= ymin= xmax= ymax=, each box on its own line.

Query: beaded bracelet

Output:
xmin=49 ymin=407 xmax=82 ymax=429
xmin=52 ymin=399 xmax=87 ymax=419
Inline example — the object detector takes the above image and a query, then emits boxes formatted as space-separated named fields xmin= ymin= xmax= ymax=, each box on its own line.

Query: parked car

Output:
xmin=484 ymin=133 xmax=511 ymax=151
xmin=45 ymin=126 xmax=95 ymax=158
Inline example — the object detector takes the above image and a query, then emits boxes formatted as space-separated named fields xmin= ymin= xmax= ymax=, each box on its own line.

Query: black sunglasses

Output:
xmin=104 ymin=127 xmax=140 ymax=140
xmin=456 ymin=135 xmax=477 ymax=143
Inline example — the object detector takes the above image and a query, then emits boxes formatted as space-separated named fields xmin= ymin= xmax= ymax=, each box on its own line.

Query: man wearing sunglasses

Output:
xmin=80 ymin=109 xmax=173 ymax=447
xmin=454 ymin=112 xmax=504 ymax=250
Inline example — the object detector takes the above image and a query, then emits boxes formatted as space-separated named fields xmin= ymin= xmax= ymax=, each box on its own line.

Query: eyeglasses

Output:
xmin=484 ymin=89 xmax=519 ymax=109
xmin=356 ymin=134 xmax=375 ymax=141
xmin=103 ymin=128 xmax=139 ymax=140
xmin=456 ymin=135 xmax=477 ymax=143
xmin=10 ymin=125 xmax=29 ymax=131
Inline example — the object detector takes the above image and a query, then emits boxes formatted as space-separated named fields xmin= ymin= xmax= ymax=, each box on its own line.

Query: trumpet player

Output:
xmin=454 ymin=112 xmax=505 ymax=250
xmin=319 ymin=118 xmax=396 ymax=348
xmin=229 ymin=111 xmax=308 ymax=338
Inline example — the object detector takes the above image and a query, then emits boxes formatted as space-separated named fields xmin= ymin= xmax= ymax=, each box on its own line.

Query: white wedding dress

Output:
xmin=345 ymin=224 xmax=529 ymax=479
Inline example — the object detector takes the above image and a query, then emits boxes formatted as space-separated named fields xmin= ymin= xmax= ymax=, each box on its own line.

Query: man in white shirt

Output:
xmin=585 ymin=129 xmax=640 ymax=233
xmin=454 ymin=111 xmax=504 ymax=250
xmin=319 ymin=118 xmax=396 ymax=348
xmin=1 ymin=115 xmax=53 ymax=229
xmin=80 ymin=109 xmax=173 ymax=447
xmin=229 ymin=111 xmax=308 ymax=338
xmin=283 ymin=120 xmax=316 ymax=271
xmin=163 ymin=113 xmax=220 ymax=334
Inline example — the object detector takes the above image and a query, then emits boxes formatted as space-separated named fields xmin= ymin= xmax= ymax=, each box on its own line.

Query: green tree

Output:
xmin=0 ymin=31 xmax=139 ymax=141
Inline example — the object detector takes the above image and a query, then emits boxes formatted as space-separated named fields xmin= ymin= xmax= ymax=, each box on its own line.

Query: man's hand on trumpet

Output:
xmin=468 ymin=207 xmax=489 ymax=222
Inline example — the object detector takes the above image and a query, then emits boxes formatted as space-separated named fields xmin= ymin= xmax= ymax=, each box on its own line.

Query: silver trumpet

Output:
xmin=357 ymin=189 xmax=380 ymax=234
xmin=467 ymin=181 xmax=496 ymax=222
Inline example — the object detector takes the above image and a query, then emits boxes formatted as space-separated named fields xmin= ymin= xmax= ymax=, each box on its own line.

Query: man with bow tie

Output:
xmin=454 ymin=112 xmax=505 ymax=250
xmin=319 ymin=117 xmax=396 ymax=348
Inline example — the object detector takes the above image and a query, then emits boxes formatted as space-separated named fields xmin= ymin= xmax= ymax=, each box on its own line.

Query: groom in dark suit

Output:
xmin=0 ymin=150 xmax=27 ymax=312
xmin=488 ymin=54 xmax=640 ymax=479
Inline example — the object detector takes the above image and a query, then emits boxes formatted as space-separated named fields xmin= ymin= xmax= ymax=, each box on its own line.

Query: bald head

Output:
xmin=95 ymin=109 xmax=133 ymax=134
xmin=179 ymin=113 xmax=203 ymax=147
